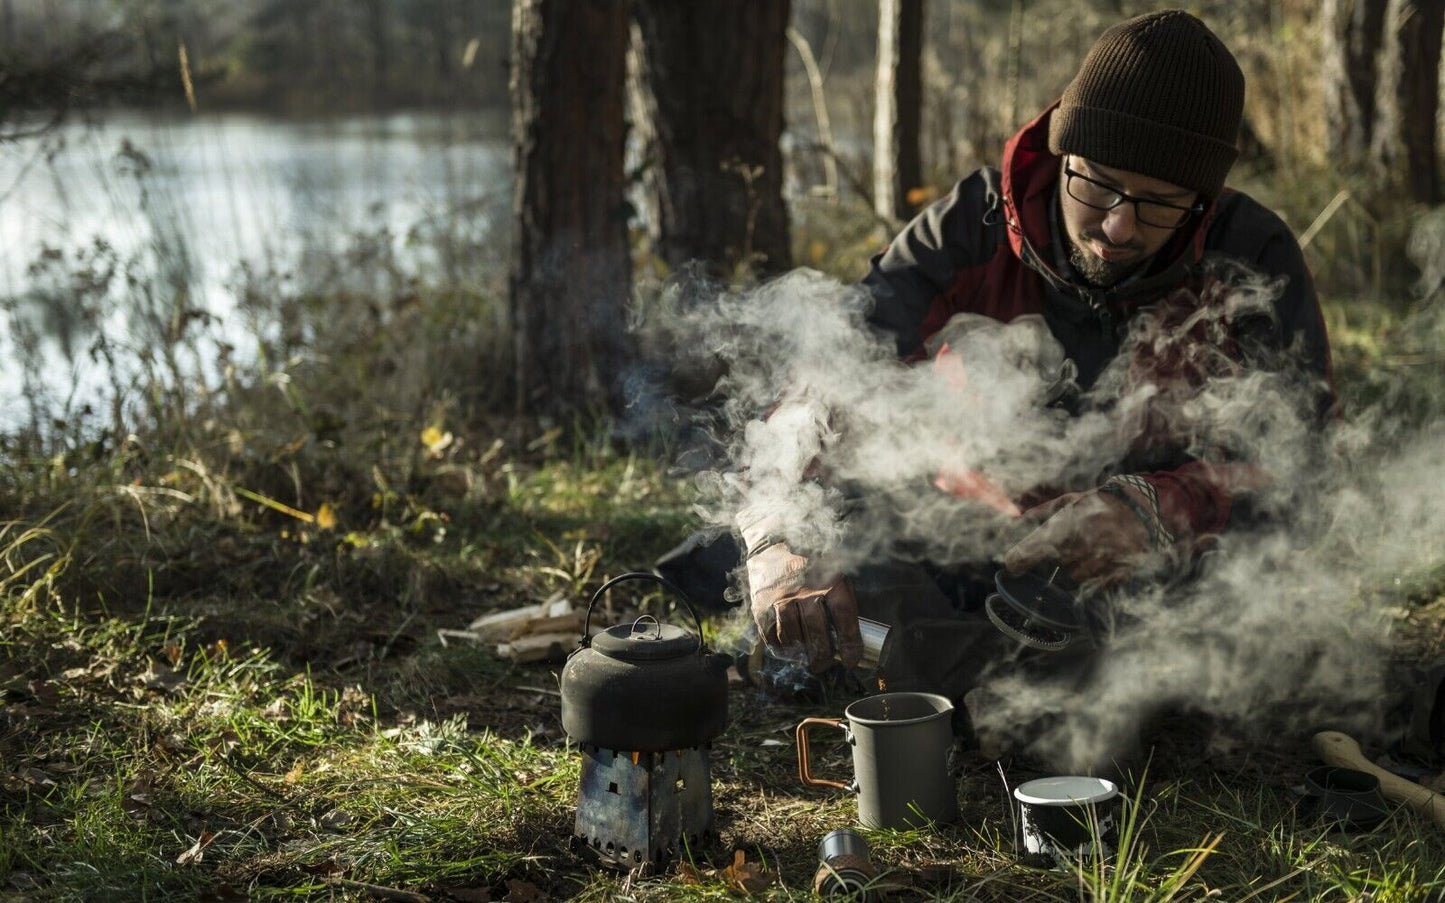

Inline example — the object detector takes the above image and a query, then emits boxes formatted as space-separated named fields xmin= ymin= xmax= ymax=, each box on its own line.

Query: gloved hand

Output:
xmin=745 ymin=542 xmax=861 ymax=673
xmin=1002 ymin=488 xmax=1153 ymax=591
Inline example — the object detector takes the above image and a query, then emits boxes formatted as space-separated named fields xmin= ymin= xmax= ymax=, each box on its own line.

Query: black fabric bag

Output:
xmin=653 ymin=529 xmax=743 ymax=614
xmin=1393 ymin=658 xmax=1445 ymax=769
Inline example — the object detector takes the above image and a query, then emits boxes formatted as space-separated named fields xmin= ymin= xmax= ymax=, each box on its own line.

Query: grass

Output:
xmin=4 ymin=428 xmax=1445 ymax=901
xmin=3 ymin=158 xmax=1445 ymax=899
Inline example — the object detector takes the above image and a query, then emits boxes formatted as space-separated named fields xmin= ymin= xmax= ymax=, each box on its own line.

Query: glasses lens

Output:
xmin=1136 ymin=201 xmax=1191 ymax=229
xmin=1066 ymin=173 xmax=1119 ymax=211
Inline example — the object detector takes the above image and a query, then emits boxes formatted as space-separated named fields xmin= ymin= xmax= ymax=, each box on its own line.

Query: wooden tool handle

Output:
xmin=1312 ymin=730 xmax=1445 ymax=831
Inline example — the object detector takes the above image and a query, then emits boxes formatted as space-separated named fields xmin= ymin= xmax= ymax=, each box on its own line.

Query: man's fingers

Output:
xmin=1020 ymin=492 xmax=1080 ymax=524
xmin=1003 ymin=526 xmax=1059 ymax=574
xmin=774 ymin=591 xmax=832 ymax=670
xmin=791 ymin=589 xmax=835 ymax=673
xmin=773 ymin=596 xmax=804 ymax=649
xmin=825 ymin=581 xmax=863 ymax=668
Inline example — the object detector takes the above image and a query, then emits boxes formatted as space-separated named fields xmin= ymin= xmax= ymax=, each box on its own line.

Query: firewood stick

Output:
xmin=1312 ymin=730 xmax=1445 ymax=831
xmin=325 ymin=877 xmax=431 ymax=902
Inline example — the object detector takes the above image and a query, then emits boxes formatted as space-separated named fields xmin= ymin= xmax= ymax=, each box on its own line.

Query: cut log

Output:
xmin=466 ymin=594 xmax=574 ymax=640
xmin=497 ymin=632 xmax=578 ymax=664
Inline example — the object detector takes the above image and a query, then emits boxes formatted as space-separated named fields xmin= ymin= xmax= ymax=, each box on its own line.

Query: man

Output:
xmin=739 ymin=10 xmax=1334 ymax=710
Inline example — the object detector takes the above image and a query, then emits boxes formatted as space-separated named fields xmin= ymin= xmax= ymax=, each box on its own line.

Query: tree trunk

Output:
xmin=1372 ymin=0 xmax=1444 ymax=203
xmin=2 ymin=0 xmax=14 ymax=54
xmin=630 ymin=0 xmax=793 ymax=279
xmin=364 ymin=0 xmax=389 ymax=105
xmin=874 ymin=0 xmax=924 ymax=223
xmin=431 ymin=0 xmax=455 ymax=82
xmin=1321 ymin=0 xmax=1389 ymax=168
xmin=509 ymin=0 xmax=632 ymax=418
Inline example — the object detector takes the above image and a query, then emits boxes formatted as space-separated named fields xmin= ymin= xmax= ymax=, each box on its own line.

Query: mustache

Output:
xmin=1080 ymin=230 xmax=1144 ymax=253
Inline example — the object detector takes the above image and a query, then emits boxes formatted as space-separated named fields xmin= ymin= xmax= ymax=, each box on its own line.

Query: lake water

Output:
xmin=0 ymin=110 xmax=513 ymax=428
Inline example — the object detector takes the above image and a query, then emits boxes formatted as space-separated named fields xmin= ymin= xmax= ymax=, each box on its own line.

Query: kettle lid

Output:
xmin=589 ymin=615 xmax=700 ymax=661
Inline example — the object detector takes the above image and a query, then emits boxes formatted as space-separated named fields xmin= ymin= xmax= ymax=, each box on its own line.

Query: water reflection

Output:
xmin=0 ymin=110 xmax=511 ymax=429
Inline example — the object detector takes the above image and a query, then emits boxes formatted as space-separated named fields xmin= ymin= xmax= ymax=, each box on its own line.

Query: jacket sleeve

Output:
xmin=1148 ymin=197 xmax=1337 ymax=540
xmin=861 ymin=170 xmax=1001 ymax=359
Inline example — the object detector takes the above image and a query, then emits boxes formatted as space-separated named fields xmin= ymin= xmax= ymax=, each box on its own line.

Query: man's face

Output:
xmin=1058 ymin=156 xmax=1199 ymax=288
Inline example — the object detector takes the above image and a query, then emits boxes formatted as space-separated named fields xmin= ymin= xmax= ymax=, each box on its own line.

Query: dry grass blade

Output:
xmin=1154 ymin=831 xmax=1224 ymax=902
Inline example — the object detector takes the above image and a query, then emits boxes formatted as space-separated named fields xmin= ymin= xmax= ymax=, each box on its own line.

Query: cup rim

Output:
xmin=843 ymin=691 xmax=954 ymax=726
xmin=1013 ymin=775 xmax=1119 ymax=806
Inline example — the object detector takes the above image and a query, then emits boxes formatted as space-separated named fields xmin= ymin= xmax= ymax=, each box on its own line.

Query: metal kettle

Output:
xmin=560 ymin=572 xmax=731 ymax=753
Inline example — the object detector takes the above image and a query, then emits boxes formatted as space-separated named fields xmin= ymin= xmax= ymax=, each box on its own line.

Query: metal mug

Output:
xmin=850 ymin=617 xmax=891 ymax=672
xmin=796 ymin=692 xmax=959 ymax=829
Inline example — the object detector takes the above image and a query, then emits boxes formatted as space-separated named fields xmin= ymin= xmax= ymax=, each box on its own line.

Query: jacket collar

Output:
xmin=1000 ymin=102 xmax=1222 ymax=315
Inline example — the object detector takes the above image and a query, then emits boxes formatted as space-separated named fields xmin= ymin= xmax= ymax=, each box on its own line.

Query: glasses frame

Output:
xmin=1062 ymin=165 xmax=1204 ymax=230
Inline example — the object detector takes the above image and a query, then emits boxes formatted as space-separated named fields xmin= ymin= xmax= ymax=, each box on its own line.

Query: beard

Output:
xmin=1066 ymin=230 xmax=1147 ymax=288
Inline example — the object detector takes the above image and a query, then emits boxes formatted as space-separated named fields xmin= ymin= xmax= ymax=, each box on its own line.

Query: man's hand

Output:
xmin=1003 ymin=488 xmax=1153 ymax=591
xmin=745 ymin=543 xmax=861 ymax=673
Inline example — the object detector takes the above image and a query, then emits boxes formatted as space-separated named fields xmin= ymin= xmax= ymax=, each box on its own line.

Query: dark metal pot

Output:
xmin=560 ymin=572 xmax=730 ymax=752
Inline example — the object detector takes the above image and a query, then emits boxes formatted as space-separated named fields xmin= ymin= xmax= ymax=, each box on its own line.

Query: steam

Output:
xmin=673 ymin=269 xmax=1125 ymax=576
xmin=651 ymin=261 xmax=1442 ymax=769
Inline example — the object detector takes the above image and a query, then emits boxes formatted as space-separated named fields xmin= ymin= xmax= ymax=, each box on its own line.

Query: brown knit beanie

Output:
xmin=1048 ymin=9 xmax=1244 ymax=198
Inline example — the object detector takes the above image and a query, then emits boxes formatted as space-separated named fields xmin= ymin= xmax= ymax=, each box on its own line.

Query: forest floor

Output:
xmin=3 ymin=295 xmax=1445 ymax=901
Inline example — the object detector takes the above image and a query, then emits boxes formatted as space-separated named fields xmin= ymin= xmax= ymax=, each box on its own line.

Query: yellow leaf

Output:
xmin=316 ymin=503 xmax=337 ymax=531
xmin=906 ymin=184 xmax=939 ymax=206
xmin=421 ymin=427 xmax=455 ymax=458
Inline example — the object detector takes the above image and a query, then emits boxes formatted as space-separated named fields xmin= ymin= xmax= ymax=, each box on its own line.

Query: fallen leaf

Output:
xmin=299 ymin=860 xmax=344 ymax=876
xmin=284 ymin=761 xmax=305 ymax=784
xmin=720 ymin=850 xmax=775 ymax=896
xmin=675 ymin=862 xmax=702 ymax=885
xmin=206 ymin=729 xmax=241 ymax=757
xmin=316 ymin=502 xmax=337 ymax=531
xmin=176 ymin=830 xmax=217 ymax=865
xmin=440 ymin=888 xmax=492 ymax=903
xmin=421 ymin=426 xmax=455 ymax=459
xmin=17 ymin=767 xmax=56 ymax=787
xmin=504 ymin=879 xmax=547 ymax=903
xmin=1 ymin=677 xmax=35 ymax=702
xmin=123 ymin=774 xmax=155 ymax=817
xmin=29 ymin=681 xmax=60 ymax=705
xmin=162 ymin=643 xmax=184 ymax=666
xmin=906 ymin=185 xmax=939 ymax=205
xmin=141 ymin=663 xmax=186 ymax=693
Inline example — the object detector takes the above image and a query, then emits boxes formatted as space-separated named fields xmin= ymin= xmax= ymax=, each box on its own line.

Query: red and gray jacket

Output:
xmin=860 ymin=104 xmax=1336 ymax=544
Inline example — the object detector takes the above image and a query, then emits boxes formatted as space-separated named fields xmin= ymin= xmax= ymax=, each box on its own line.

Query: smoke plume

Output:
xmin=650 ymin=261 xmax=1443 ymax=769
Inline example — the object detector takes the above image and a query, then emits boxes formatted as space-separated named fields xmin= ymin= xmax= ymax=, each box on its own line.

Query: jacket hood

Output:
xmin=1000 ymin=101 xmax=1220 ymax=312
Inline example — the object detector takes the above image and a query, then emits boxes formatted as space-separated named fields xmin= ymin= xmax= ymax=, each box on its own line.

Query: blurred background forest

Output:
xmin=2 ymin=0 xmax=1442 ymax=450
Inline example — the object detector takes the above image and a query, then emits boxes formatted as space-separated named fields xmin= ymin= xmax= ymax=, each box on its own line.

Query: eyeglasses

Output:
xmin=1063 ymin=166 xmax=1203 ymax=229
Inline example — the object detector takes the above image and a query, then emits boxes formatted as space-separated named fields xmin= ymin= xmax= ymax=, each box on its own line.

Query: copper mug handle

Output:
xmin=796 ymin=717 xmax=853 ymax=791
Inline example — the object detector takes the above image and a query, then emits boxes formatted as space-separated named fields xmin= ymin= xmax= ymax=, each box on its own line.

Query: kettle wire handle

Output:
xmin=581 ymin=571 xmax=706 ymax=647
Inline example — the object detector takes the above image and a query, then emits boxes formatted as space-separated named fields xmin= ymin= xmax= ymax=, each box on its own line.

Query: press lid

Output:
xmin=588 ymin=615 xmax=700 ymax=661
xmin=995 ymin=568 xmax=1081 ymax=631
xmin=1013 ymin=776 xmax=1119 ymax=806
